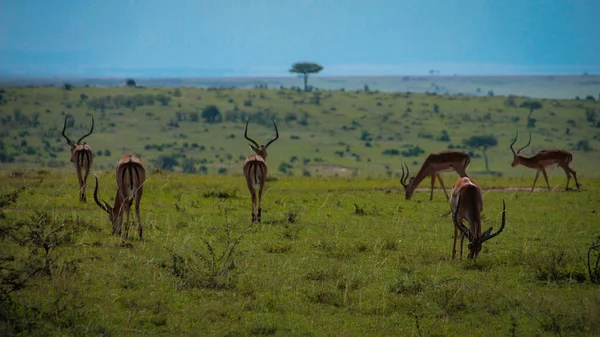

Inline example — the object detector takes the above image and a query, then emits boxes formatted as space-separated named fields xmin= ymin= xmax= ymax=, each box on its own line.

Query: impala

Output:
xmin=242 ymin=118 xmax=279 ymax=222
xmin=510 ymin=131 xmax=580 ymax=192
xmin=400 ymin=150 xmax=471 ymax=200
xmin=450 ymin=177 xmax=507 ymax=259
xmin=94 ymin=155 xmax=146 ymax=239
xmin=62 ymin=115 xmax=94 ymax=202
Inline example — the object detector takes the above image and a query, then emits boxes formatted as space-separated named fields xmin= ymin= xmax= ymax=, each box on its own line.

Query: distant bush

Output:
xmin=154 ymin=155 xmax=179 ymax=171
xmin=401 ymin=146 xmax=425 ymax=157
xmin=527 ymin=118 xmax=537 ymax=128
xmin=156 ymin=94 xmax=171 ymax=106
xmin=125 ymin=78 xmax=137 ymax=87
xmin=585 ymin=108 xmax=596 ymax=123
xmin=360 ymin=130 xmax=372 ymax=141
xmin=418 ymin=132 xmax=433 ymax=139
xmin=382 ymin=149 xmax=400 ymax=156
xmin=437 ymin=130 xmax=451 ymax=142
xmin=504 ymin=96 xmax=517 ymax=107
xmin=181 ymin=158 xmax=197 ymax=173
xmin=279 ymin=162 xmax=293 ymax=174
xmin=576 ymin=140 xmax=591 ymax=152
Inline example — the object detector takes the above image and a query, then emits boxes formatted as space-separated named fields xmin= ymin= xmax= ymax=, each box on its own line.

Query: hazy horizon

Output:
xmin=2 ymin=0 xmax=599 ymax=78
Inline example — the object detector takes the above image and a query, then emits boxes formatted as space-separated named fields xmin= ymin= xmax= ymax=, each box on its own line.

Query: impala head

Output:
xmin=453 ymin=196 xmax=507 ymax=259
xmin=93 ymin=175 xmax=119 ymax=224
xmin=244 ymin=118 xmax=279 ymax=159
xmin=509 ymin=131 xmax=531 ymax=167
xmin=400 ymin=162 xmax=416 ymax=199
xmin=62 ymin=115 xmax=94 ymax=162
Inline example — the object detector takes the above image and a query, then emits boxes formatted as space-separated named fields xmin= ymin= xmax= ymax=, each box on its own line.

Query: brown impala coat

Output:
xmin=401 ymin=150 xmax=471 ymax=201
xmin=242 ymin=118 xmax=278 ymax=223
xmin=62 ymin=115 xmax=94 ymax=202
xmin=510 ymin=131 xmax=580 ymax=191
xmin=450 ymin=177 xmax=507 ymax=260
xmin=94 ymin=155 xmax=146 ymax=239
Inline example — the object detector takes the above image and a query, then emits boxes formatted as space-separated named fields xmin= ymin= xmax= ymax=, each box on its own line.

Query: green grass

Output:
xmin=1 ymin=83 xmax=599 ymax=335
xmin=1 ymin=171 xmax=600 ymax=336
xmin=1 ymin=84 xmax=599 ymax=181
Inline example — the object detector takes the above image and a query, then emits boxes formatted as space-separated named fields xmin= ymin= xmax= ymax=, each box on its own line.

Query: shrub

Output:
xmin=382 ymin=149 xmax=400 ymax=156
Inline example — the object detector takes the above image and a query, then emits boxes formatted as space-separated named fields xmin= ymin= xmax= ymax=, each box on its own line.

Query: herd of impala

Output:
xmin=61 ymin=115 xmax=581 ymax=259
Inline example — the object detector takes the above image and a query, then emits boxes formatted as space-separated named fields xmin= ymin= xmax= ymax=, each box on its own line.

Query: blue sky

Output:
xmin=1 ymin=0 xmax=599 ymax=77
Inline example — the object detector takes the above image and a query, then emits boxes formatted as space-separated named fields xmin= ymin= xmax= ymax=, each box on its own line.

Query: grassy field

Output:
xmin=1 ymin=83 xmax=600 ymax=335
xmin=1 ymin=171 xmax=599 ymax=336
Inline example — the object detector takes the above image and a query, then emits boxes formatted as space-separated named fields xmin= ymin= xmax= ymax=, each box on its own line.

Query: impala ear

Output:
xmin=249 ymin=145 xmax=258 ymax=153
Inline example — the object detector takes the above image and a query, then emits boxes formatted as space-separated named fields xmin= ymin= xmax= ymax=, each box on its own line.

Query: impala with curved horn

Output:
xmin=450 ymin=177 xmax=506 ymax=259
xmin=510 ymin=131 xmax=580 ymax=191
xmin=94 ymin=155 xmax=146 ymax=239
xmin=242 ymin=118 xmax=279 ymax=222
xmin=62 ymin=115 xmax=94 ymax=202
xmin=400 ymin=150 xmax=471 ymax=201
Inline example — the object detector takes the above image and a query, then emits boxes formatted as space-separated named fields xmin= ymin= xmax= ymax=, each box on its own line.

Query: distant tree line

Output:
xmin=85 ymin=94 xmax=172 ymax=110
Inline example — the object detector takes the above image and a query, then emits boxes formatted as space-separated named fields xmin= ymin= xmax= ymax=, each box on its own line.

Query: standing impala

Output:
xmin=450 ymin=177 xmax=507 ymax=259
xmin=400 ymin=150 xmax=471 ymax=200
xmin=510 ymin=131 xmax=580 ymax=191
xmin=243 ymin=118 xmax=279 ymax=222
xmin=62 ymin=115 xmax=94 ymax=202
xmin=94 ymin=155 xmax=146 ymax=239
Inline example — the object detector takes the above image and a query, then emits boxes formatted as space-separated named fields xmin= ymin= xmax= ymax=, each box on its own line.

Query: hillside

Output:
xmin=0 ymin=84 xmax=599 ymax=179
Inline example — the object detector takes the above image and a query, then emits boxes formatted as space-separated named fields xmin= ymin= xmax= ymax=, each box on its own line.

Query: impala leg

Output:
xmin=135 ymin=198 xmax=142 ymax=240
xmin=251 ymin=190 xmax=257 ymax=222
xmin=452 ymin=226 xmax=458 ymax=260
xmin=572 ymin=169 xmax=580 ymax=191
xmin=81 ymin=160 xmax=91 ymax=203
xmin=429 ymin=175 xmax=436 ymax=201
xmin=540 ymin=168 xmax=551 ymax=191
xmin=257 ymin=186 xmax=264 ymax=223
xmin=124 ymin=202 xmax=131 ymax=240
xmin=561 ymin=165 xmax=580 ymax=191
xmin=437 ymin=174 xmax=449 ymax=200
xmin=76 ymin=163 xmax=85 ymax=203
xmin=81 ymin=177 xmax=88 ymax=203
xmin=531 ymin=170 xmax=540 ymax=192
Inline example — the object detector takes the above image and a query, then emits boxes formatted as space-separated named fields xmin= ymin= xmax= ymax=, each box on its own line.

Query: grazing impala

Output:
xmin=62 ymin=115 xmax=94 ymax=202
xmin=450 ymin=177 xmax=507 ymax=259
xmin=94 ymin=155 xmax=146 ymax=239
xmin=242 ymin=118 xmax=279 ymax=222
xmin=510 ymin=131 xmax=580 ymax=192
xmin=400 ymin=150 xmax=471 ymax=200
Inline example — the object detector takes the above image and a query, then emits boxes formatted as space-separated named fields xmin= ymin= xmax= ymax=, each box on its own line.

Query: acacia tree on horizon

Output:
xmin=289 ymin=62 xmax=323 ymax=91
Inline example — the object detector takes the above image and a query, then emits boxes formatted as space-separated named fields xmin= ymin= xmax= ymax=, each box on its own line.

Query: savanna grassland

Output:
xmin=1 ymin=82 xmax=600 ymax=336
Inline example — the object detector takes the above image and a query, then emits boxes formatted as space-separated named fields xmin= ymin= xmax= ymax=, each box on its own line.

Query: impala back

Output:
xmin=244 ymin=155 xmax=267 ymax=189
